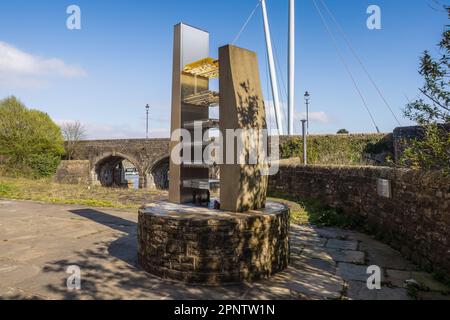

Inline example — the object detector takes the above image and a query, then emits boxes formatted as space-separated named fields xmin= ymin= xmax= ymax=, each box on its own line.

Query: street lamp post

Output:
xmin=304 ymin=91 xmax=310 ymax=135
xmin=145 ymin=104 xmax=150 ymax=139
xmin=301 ymin=119 xmax=307 ymax=165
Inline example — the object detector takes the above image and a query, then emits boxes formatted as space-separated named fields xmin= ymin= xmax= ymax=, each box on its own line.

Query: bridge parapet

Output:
xmin=64 ymin=138 xmax=170 ymax=189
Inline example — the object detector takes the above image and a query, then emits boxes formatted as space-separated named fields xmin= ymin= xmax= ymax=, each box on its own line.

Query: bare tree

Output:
xmin=61 ymin=121 xmax=86 ymax=160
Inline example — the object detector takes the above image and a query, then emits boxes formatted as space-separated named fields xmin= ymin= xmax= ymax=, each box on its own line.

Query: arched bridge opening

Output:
xmin=147 ymin=157 xmax=169 ymax=190
xmin=93 ymin=154 xmax=142 ymax=189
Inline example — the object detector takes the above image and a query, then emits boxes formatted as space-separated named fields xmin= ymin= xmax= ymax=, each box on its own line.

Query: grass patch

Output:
xmin=0 ymin=176 xmax=166 ymax=209
xmin=3 ymin=177 xmax=360 ymax=230
xmin=268 ymin=196 xmax=309 ymax=225
xmin=304 ymin=199 xmax=365 ymax=229
xmin=0 ymin=182 xmax=17 ymax=196
xmin=269 ymin=191 xmax=364 ymax=228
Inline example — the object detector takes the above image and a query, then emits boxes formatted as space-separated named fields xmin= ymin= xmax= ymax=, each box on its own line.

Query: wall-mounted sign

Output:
xmin=377 ymin=178 xmax=392 ymax=199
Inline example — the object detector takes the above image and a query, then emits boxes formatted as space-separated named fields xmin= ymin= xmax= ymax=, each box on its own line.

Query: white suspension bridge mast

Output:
xmin=261 ymin=0 xmax=284 ymax=135
xmin=261 ymin=0 xmax=296 ymax=136
xmin=288 ymin=0 xmax=295 ymax=136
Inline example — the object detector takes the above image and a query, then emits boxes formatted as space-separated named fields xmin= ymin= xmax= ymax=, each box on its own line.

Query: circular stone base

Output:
xmin=137 ymin=201 xmax=290 ymax=285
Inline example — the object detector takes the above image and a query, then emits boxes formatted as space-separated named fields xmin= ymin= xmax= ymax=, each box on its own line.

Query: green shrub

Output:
xmin=296 ymin=198 xmax=365 ymax=229
xmin=401 ymin=11 xmax=450 ymax=174
xmin=269 ymin=191 xmax=365 ymax=229
xmin=26 ymin=154 xmax=62 ymax=178
xmin=400 ymin=124 xmax=450 ymax=175
xmin=432 ymin=271 xmax=450 ymax=288
xmin=279 ymin=134 xmax=390 ymax=165
xmin=0 ymin=96 xmax=64 ymax=178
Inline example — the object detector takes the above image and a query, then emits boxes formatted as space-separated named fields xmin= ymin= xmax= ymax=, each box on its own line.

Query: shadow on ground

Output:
xmin=2 ymin=203 xmax=447 ymax=300
xmin=39 ymin=209 xmax=251 ymax=300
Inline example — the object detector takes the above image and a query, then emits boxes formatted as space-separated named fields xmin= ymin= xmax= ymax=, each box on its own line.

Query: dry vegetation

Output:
xmin=0 ymin=176 xmax=166 ymax=209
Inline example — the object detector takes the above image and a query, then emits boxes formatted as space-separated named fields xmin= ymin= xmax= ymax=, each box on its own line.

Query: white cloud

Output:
xmin=294 ymin=111 xmax=330 ymax=124
xmin=264 ymin=100 xmax=331 ymax=134
xmin=0 ymin=41 xmax=86 ymax=87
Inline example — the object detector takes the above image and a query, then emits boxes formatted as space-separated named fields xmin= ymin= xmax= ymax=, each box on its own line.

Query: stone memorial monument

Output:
xmin=137 ymin=23 xmax=290 ymax=285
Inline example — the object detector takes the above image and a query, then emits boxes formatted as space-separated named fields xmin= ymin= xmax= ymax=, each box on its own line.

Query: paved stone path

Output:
xmin=0 ymin=200 xmax=448 ymax=300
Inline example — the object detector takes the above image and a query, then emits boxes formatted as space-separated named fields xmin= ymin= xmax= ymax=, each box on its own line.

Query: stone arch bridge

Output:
xmin=68 ymin=139 xmax=170 ymax=190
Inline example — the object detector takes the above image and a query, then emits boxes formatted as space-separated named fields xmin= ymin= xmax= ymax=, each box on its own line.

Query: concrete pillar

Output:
xmin=219 ymin=45 xmax=269 ymax=212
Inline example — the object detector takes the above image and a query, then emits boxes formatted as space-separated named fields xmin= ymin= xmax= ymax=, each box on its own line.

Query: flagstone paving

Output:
xmin=0 ymin=200 xmax=449 ymax=300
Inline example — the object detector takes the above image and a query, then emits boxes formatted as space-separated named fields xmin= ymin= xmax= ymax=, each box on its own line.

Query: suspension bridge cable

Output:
xmin=319 ymin=0 xmax=402 ymax=126
xmin=273 ymin=43 xmax=290 ymax=117
xmin=403 ymin=92 xmax=421 ymax=105
xmin=403 ymin=92 xmax=412 ymax=104
xmin=271 ymin=37 xmax=288 ymax=99
xmin=232 ymin=1 xmax=262 ymax=45
xmin=265 ymin=45 xmax=273 ymax=134
xmin=265 ymin=0 xmax=291 ymax=133
xmin=311 ymin=0 xmax=380 ymax=133
xmin=273 ymin=46 xmax=288 ymax=126
xmin=265 ymin=14 xmax=288 ymax=127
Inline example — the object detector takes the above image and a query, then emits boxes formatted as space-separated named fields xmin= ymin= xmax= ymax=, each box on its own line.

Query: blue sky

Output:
xmin=0 ymin=0 xmax=448 ymax=138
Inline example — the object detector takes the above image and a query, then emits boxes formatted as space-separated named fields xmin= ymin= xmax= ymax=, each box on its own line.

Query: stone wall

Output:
xmin=54 ymin=160 xmax=90 ymax=185
xmin=269 ymin=161 xmax=450 ymax=275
